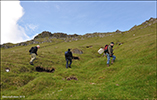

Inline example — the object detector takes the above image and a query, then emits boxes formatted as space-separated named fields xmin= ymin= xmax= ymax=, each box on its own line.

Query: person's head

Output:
xmin=37 ymin=45 xmax=40 ymax=49
xmin=110 ymin=42 xmax=114 ymax=46
xmin=68 ymin=49 xmax=71 ymax=51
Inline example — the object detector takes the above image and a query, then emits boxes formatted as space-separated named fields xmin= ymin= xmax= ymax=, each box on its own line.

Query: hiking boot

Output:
xmin=29 ymin=62 xmax=34 ymax=65
xmin=69 ymin=66 xmax=71 ymax=68
xmin=107 ymin=64 xmax=110 ymax=67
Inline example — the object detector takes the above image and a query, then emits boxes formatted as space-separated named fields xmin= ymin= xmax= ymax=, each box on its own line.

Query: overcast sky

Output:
xmin=1 ymin=1 xmax=156 ymax=44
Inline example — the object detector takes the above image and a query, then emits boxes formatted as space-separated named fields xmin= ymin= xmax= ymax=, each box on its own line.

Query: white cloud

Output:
xmin=1 ymin=1 xmax=30 ymax=44
xmin=25 ymin=24 xmax=38 ymax=32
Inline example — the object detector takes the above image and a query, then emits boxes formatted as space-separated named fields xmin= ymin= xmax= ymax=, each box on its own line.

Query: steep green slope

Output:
xmin=1 ymin=22 xmax=156 ymax=99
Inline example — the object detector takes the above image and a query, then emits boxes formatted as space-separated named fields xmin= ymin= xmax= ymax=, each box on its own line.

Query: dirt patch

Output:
xmin=116 ymin=42 xmax=124 ymax=45
xmin=72 ymin=48 xmax=83 ymax=54
xmin=86 ymin=45 xmax=93 ymax=48
xmin=66 ymin=76 xmax=78 ymax=81
xmin=35 ymin=66 xmax=55 ymax=73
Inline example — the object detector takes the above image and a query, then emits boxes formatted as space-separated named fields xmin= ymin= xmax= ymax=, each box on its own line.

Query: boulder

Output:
xmin=66 ymin=76 xmax=78 ymax=81
xmin=115 ymin=29 xmax=122 ymax=33
xmin=72 ymin=48 xmax=83 ymax=54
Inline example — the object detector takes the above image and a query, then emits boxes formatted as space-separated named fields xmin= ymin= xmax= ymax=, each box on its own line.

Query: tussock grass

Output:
xmin=1 ymin=23 xmax=156 ymax=99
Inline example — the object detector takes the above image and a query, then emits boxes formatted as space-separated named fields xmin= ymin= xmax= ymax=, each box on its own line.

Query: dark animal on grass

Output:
xmin=73 ymin=56 xmax=80 ymax=60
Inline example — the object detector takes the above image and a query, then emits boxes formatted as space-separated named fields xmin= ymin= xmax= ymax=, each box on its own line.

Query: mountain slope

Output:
xmin=1 ymin=18 xmax=156 ymax=99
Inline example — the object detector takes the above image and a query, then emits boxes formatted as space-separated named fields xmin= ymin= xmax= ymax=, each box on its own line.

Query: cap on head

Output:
xmin=68 ymin=49 xmax=71 ymax=51
xmin=111 ymin=42 xmax=114 ymax=44
xmin=37 ymin=45 xmax=40 ymax=48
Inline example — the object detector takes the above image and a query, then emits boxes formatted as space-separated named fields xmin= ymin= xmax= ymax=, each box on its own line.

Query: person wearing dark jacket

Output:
xmin=65 ymin=49 xmax=73 ymax=68
xmin=106 ymin=42 xmax=116 ymax=67
xmin=29 ymin=45 xmax=40 ymax=65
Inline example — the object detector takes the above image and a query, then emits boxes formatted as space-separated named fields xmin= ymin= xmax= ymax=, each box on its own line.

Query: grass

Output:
xmin=1 ymin=22 xmax=156 ymax=99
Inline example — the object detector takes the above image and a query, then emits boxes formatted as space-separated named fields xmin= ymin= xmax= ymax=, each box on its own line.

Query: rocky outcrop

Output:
xmin=128 ymin=17 xmax=157 ymax=32
xmin=66 ymin=76 xmax=78 ymax=81
xmin=115 ymin=29 xmax=122 ymax=33
xmin=129 ymin=25 xmax=137 ymax=31
xmin=72 ymin=48 xmax=83 ymax=54
xmin=34 ymin=31 xmax=53 ymax=39
xmin=141 ymin=17 xmax=156 ymax=25
xmin=1 ymin=17 xmax=156 ymax=49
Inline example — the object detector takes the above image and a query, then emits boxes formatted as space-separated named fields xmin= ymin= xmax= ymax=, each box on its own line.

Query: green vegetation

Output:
xmin=1 ymin=21 xmax=156 ymax=99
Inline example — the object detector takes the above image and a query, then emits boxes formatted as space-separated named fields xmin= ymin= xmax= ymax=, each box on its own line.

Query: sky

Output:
xmin=1 ymin=1 xmax=156 ymax=44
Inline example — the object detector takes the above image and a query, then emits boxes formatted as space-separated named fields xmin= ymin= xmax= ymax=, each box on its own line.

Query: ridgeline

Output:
xmin=1 ymin=17 xmax=156 ymax=49
xmin=1 ymin=17 xmax=156 ymax=99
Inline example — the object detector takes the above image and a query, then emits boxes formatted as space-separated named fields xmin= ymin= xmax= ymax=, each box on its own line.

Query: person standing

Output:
xmin=29 ymin=45 xmax=40 ymax=65
xmin=65 ymin=49 xmax=73 ymax=68
xmin=106 ymin=42 xmax=116 ymax=67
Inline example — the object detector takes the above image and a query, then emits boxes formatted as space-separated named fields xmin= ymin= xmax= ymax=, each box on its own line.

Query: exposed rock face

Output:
xmin=149 ymin=17 xmax=156 ymax=22
xmin=140 ymin=18 xmax=157 ymax=29
xmin=115 ymin=29 xmax=122 ymax=33
xmin=72 ymin=48 xmax=83 ymax=54
xmin=34 ymin=31 xmax=79 ymax=39
xmin=129 ymin=17 xmax=157 ymax=32
xmin=129 ymin=25 xmax=137 ymax=31
xmin=66 ymin=76 xmax=78 ymax=81
xmin=1 ymin=17 xmax=156 ymax=49
xmin=34 ymin=31 xmax=53 ymax=39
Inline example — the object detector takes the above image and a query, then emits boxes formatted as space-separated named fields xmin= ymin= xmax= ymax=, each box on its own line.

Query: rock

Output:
xmin=149 ymin=17 xmax=156 ymax=22
xmin=18 ymin=42 xmax=28 ymax=46
xmin=66 ymin=76 xmax=78 ymax=81
xmin=34 ymin=31 xmax=53 ymax=39
xmin=153 ymin=20 xmax=157 ymax=24
xmin=115 ymin=29 xmax=122 ymax=33
xmin=72 ymin=48 xmax=83 ymax=54
xmin=5 ymin=68 xmax=10 ymax=72
xmin=130 ymin=25 xmax=137 ymax=31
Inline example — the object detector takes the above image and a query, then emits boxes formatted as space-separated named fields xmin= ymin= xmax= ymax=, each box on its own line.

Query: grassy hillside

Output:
xmin=1 ymin=21 xmax=156 ymax=99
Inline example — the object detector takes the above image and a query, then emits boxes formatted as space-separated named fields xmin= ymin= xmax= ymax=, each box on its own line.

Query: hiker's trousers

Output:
xmin=30 ymin=53 xmax=36 ymax=63
xmin=66 ymin=58 xmax=72 ymax=68
xmin=106 ymin=53 xmax=116 ymax=64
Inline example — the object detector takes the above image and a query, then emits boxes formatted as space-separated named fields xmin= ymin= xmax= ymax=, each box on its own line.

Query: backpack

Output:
xmin=29 ymin=47 xmax=34 ymax=53
xmin=65 ymin=51 xmax=69 ymax=57
xmin=104 ymin=45 xmax=108 ymax=53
